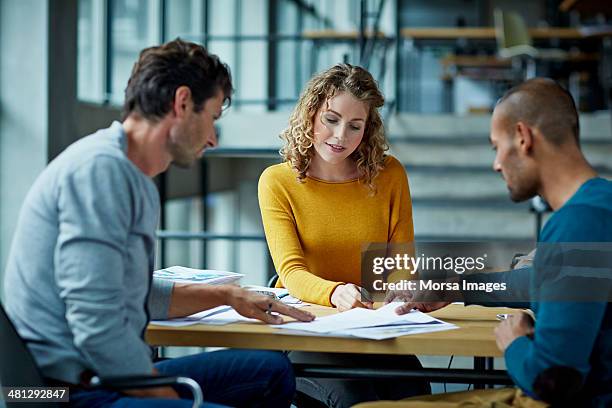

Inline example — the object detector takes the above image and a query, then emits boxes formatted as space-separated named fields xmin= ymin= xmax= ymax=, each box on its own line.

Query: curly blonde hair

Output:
xmin=280 ymin=63 xmax=388 ymax=191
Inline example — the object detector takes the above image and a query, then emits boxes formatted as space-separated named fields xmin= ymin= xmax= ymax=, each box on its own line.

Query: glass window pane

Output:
xmin=77 ymin=0 xmax=105 ymax=102
xmin=277 ymin=40 xmax=298 ymax=100
xmin=278 ymin=0 xmax=297 ymax=35
xmin=240 ymin=0 xmax=266 ymax=36
xmin=209 ymin=0 xmax=236 ymax=36
xmin=110 ymin=0 xmax=160 ymax=104
xmin=166 ymin=0 xmax=205 ymax=41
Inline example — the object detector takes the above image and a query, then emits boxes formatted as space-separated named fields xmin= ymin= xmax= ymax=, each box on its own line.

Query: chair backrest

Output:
xmin=267 ymin=274 xmax=279 ymax=288
xmin=0 ymin=302 xmax=47 ymax=388
xmin=494 ymin=9 xmax=533 ymax=50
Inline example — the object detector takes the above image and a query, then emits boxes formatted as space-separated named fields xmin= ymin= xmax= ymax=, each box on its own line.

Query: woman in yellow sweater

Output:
xmin=258 ymin=64 xmax=429 ymax=407
xmin=258 ymin=64 xmax=413 ymax=309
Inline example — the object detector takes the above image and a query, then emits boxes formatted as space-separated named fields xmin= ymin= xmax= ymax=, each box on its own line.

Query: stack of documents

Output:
xmin=151 ymin=299 xmax=456 ymax=340
xmin=154 ymin=266 xmax=244 ymax=285
xmin=273 ymin=302 xmax=457 ymax=340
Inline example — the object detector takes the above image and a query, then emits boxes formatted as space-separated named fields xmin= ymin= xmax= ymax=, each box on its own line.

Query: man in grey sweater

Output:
xmin=3 ymin=39 xmax=313 ymax=407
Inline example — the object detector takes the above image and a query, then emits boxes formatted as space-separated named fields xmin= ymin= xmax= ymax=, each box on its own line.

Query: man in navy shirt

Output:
xmin=377 ymin=79 xmax=611 ymax=407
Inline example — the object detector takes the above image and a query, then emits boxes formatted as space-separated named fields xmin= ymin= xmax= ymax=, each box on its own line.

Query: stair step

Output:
xmin=386 ymin=112 xmax=612 ymax=140
xmin=412 ymin=205 xmax=547 ymax=240
xmin=412 ymin=196 xmax=529 ymax=209
xmin=391 ymin=143 xmax=612 ymax=168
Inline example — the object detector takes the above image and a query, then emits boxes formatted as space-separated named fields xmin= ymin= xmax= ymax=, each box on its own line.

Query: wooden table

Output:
xmin=147 ymin=304 xmax=518 ymax=385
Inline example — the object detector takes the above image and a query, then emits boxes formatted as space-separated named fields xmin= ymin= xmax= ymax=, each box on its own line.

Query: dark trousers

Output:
xmin=290 ymin=352 xmax=431 ymax=408
xmin=69 ymin=349 xmax=295 ymax=408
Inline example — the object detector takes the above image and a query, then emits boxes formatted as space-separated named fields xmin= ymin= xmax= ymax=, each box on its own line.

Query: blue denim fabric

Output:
xmin=69 ymin=349 xmax=295 ymax=408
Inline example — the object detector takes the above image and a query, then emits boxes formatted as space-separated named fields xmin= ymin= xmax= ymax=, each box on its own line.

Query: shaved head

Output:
xmin=496 ymin=78 xmax=580 ymax=146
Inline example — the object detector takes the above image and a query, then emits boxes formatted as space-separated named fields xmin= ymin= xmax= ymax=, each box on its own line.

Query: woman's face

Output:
xmin=311 ymin=92 xmax=368 ymax=166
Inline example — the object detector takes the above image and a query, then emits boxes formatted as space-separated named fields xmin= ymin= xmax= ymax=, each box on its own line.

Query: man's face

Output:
xmin=168 ymin=90 xmax=224 ymax=168
xmin=490 ymin=108 xmax=538 ymax=202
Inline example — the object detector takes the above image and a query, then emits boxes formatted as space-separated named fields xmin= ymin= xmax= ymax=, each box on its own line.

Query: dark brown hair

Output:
xmin=122 ymin=38 xmax=233 ymax=121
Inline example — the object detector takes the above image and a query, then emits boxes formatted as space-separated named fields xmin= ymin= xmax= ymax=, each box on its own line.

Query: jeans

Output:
xmin=69 ymin=349 xmax=295 ymax=408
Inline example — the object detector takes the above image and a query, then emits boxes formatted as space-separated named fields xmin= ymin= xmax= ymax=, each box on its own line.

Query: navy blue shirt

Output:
xmin=504 ymin=178 xmax=612 ymax=405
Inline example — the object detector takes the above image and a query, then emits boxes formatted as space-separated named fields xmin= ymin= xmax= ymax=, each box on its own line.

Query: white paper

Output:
xmin=280 ymin=295 xmax=304 ymax=305
xmin=150 ymin=302 xmax=457 ymax=340
xmin=150 ymin=303 xmax=309 ymax=327
xmin=154 ymin=266 xmax=244 ymax=285
xmin=150 ymin=305 xmax=234 ymax=327
xmin=273 ymin=302 xmax=440 ymax=334
xmin=335 ymin=324 xmax=458 ymax=340
xmin=271 ymin=323 xmax=457 ymax=340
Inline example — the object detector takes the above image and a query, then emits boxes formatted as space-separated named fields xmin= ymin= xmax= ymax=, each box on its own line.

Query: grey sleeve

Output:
xmin=55 ymin=157 xmax=154 ymax=377
xmin=148 ymin=278 xmax=174 ymax=320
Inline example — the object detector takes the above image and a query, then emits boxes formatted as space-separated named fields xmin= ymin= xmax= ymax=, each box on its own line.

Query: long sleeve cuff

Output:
xmin=325 ymin=281 xmax=345 ymax=307
xmin=504 ymin=335 xmax=535 ymax=394
xmin=148 ymin=278 xmax=174 ymax=320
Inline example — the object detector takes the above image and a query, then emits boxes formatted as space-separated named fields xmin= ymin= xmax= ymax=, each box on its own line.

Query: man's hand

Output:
xmin=512 ymin=248 xmax=536 ymax=270
xmin=494 ymin=312 xmax=535 ymax=352
xmin=123 ymin=369 xmax=179 ymax=400
xmin=383 ymin=289 xmax=413 ymax=304
xmin=394 ymin=300 xmax=451 ymax=315
xmin=226 ymin=286 xmax=315 ymax=324
xmin=385 ymin=279 xmax=457 ymax=315
xmin=330 ymin=284 xmax=373 ymax=311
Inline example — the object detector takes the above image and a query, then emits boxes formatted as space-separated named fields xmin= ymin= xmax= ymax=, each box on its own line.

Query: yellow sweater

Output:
xmin=258 ymin=155 xmax=414 ymax=306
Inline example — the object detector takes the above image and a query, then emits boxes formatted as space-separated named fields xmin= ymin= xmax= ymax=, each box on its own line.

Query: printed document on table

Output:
xmin=273 ymin=302 xmax=453 ymax=334
xmin=334 ymin=323 xmax=458 ymax=340
xmin=154 ymin=266 xmax=244 ymax=285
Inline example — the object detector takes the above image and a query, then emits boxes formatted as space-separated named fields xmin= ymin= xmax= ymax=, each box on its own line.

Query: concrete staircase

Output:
xmin=386 ymin=113 xmax=612 ymax=241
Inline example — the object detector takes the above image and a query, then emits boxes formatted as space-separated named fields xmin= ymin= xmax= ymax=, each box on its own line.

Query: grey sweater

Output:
xmin=3 ymin=121 xmax=174 ymax=384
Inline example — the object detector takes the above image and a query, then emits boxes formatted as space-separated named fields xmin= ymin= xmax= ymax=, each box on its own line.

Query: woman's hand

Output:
xmin=330 ymin=284 xmax=373 ymax=311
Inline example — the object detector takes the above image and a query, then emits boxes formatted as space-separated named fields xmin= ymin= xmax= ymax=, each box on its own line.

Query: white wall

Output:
xmin=0 ymin=0 xmax=49 ymax=295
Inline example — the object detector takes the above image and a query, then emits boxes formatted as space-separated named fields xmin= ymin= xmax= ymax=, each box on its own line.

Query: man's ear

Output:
xmin=515 ymin=121 xmax=534 ymax=154
xmin=172 ymin=86 xmax=192 ymax=118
